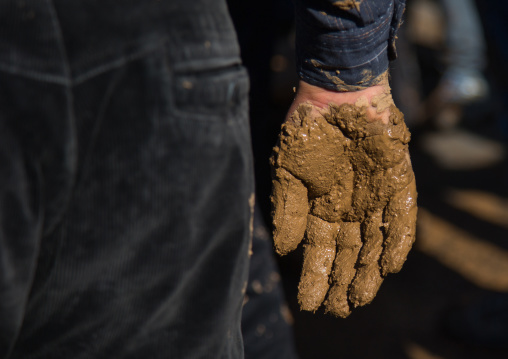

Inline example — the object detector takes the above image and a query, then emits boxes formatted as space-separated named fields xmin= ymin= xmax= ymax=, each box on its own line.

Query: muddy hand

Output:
xmin=271 ymin=102 xmax=417 ymax=318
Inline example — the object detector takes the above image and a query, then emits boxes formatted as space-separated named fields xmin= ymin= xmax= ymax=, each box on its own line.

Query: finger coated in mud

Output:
xmin=349 ymin=211 xmax=385 ymax=307
xmin=324 ymin=284 xmax=351 ymax=318
xmin=298 ymin=215 xmax=339 ymax=312
xmin=324 ymin=222 xmax=361 ymax=317
xmin=358 ymin=211 xmax=384 ymax=266
xmin=349 ymin=265 xmax=384 ymax=307
xmin=381 ymin=178 xmax=418 ymax=275
xmin=271 ymin=167 xmax=309 ymax=255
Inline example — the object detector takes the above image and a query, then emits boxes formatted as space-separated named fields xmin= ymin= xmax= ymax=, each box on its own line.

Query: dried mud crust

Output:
xmin=271 ymin=102 xmax=417 ymax=318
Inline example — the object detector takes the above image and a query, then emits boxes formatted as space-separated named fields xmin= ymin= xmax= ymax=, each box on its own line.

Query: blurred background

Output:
xmin=228 ymin=0 xmax=508 ymax=358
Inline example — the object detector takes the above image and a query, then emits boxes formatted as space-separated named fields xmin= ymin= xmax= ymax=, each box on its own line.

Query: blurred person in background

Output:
xmin=0 ymin=1 xmax=409 ymax=358
xmin=477 ymin=0 xmax=508 ymax=139
xmin=439 ymin=0 xmax=508 ymax=349
xmin=428 ymin=0 xmax=489 ymax=129
xmin=391 ymin=0 xmax=501 ymax=170
xmin=391 ymin=0 xmax=490 ymax=130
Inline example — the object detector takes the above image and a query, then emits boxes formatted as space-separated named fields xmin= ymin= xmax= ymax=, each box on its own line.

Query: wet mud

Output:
xmin=271 ymin=102 xmax=417 ymax=317
xmin=333 ymin=0 xmax=362 ymax=11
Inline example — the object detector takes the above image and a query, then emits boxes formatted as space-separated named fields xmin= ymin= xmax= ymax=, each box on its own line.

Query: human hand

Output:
xmin=270 ymin=81 xmax=417 ymax=317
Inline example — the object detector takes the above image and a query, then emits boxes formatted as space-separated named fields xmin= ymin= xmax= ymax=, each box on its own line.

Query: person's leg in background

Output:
xmin=430 ymin=0 xmax=489 ymax=128
xmin=477 ymin=0 xmax=508 ymax=139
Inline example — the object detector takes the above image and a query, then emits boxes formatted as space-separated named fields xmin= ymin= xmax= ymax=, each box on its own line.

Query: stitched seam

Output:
xmin=42 ymin=0 xmax=77 ymax=236
xmin=77 ymin=66 xmax=126 ymax=185
xmin=0 ymin=62 xmax=69 ymax=85
xmin=73 ymin=42 xmax=165 ymax=85
xmin=307 ymin=43 xmax=388 ymax=71
xmin=24 ymin=7 xmax=82 ymax=355
xmin=0 ymin=42 xmax=164 ymax=86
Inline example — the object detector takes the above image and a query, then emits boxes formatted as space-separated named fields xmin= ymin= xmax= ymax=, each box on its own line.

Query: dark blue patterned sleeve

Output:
xmin=294 ymin=0 xmax=406 ymax=91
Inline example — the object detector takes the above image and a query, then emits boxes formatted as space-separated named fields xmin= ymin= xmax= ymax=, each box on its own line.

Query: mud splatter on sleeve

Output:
xmin=293 ymin=0 xmax=406 ymax=91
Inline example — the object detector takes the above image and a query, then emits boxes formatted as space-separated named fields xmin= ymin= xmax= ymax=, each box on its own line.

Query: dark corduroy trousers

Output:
xmin=0 ymin=1 xmax=255 ymax=357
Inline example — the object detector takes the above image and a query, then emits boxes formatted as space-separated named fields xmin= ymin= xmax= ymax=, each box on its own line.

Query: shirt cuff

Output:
xmin=294 ymin=0 xmax=406 ymax=92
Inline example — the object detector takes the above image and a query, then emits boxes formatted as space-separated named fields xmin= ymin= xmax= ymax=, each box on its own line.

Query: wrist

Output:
xmin=288 ymin=78 xmax=393 ymax=124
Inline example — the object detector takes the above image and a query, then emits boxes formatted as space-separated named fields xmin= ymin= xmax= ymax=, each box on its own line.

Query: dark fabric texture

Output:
xmin=294 ymin=0 xmax=406 ymax=91
xmin=0 ymin=1 xmax=255 ymax=358
xmin=241 ymin=206 xmax=299 ymax=359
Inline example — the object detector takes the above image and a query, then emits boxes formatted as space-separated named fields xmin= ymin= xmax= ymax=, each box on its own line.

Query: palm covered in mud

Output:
xmin=271 ymin=103 xmax=417 ymax=317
